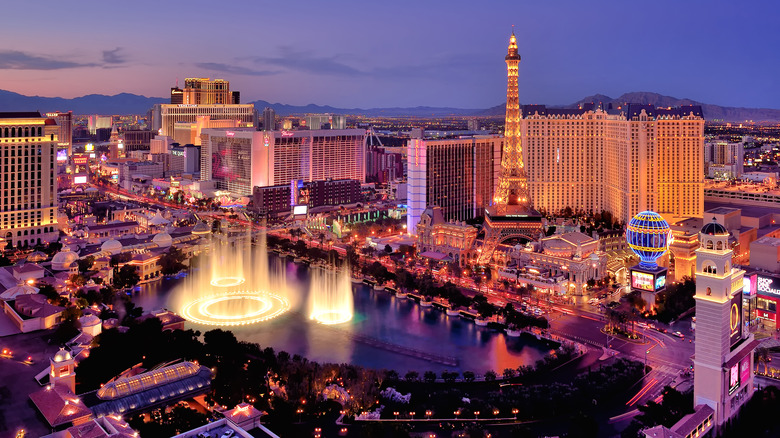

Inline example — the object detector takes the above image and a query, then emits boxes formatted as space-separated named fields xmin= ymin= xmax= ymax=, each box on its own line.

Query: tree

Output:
xmin=69 ymin=274 xmax=87 ymax=287
xmin=483 ymin=370 xmax=497 ymax=382
xmin=756 ymin=347 xmax=771 ymax=374
xmin=159 ymin=246 xmax=187 ymax=275
xmin=404 ymin=371 xmax=419 ymax=382
xmin=0 ymin=255 xmax=11 ymax=267
xmin=77 ymin=255 xmax=95 ymax=273
xmin=423 ymin=371 xmax=437 ymax=383
xmin=384 ymin=244 xmax=393 ymax=255
xmin=38 ymin=284 xmax=60 ymax=302
xmin=503 ymin=368 xmax=517 ymax=380
xmin=114 ymin=264 xmax=140 ymax=289
xmin=462 ymin=371 xmax=475 ymax=382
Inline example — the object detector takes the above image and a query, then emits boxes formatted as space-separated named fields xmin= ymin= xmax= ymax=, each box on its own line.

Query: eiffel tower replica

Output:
xmin=476 ymin=30 xmax=543 ymax=266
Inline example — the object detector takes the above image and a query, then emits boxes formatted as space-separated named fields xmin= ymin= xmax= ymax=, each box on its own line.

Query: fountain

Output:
xmin=177 ymin=225 xmax=291 ymax=326
xmin=309 ymin=264 xmax=354 ymax=325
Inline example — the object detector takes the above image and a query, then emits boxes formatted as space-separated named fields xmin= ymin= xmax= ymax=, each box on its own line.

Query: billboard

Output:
xmin=56 ymin=149 xmax=68 ymax=162
xmin=293 ymin=205 xmax=308 ymax=215
xmin=757 ymin=275 xmax=780 ymax=297
xmin=728 ymin=363 xmax=739 ymax=395
xmin=740 ymin=356 xmax=751 ymax=387
xmin=74 ymin=175 xmax=87 ymax=184
xmin=729 ymin=292 xmax=743 ymax=348
xmin=655 ymin=274 xmax=666 ymax=291
xmin=632 ymin=271 xmax=654 ymax=291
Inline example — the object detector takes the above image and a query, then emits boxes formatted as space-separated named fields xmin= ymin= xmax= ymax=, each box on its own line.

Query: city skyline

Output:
xmin=1 ymin=0 xmax=778 ymax=110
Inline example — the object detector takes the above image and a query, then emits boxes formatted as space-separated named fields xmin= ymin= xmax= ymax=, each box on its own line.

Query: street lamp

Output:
xmin=454 ymin=410 xmax=461 ymax=419
xmin=493 ymin=409 xmax=499 ymax=417
xmin=296 ymin=408 xmax=303 ymax=422
xmin=425 ymin=410 xmax=432 ymax=420
xmin=512 ymin=408 xmax=519 ymax=419
xmin=410 ymin=411 xmax=416 ymax=420
xmin=474 ymin=410 xmax=480 ymax=419
xmin=394 ymin=411 xmax=399 ymax=420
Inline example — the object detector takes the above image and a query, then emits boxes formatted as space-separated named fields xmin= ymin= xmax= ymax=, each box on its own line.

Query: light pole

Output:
xmin=645 ymin=349 xmax=649 ymax=375
xmin=409 ymin=411 xmax=415 ymax=420
xmin=425 ymin=410 xmax=432 ymax=420
xmin=512 ymin=408 xmax=519 ymax=419
xmin=474 ymin=410 xmax=480 ymax=419
xmin=394 ymin=411 xmax=399 ymax=420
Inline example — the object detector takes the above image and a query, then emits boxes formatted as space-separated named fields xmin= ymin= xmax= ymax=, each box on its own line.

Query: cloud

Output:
xmin=0 ymin=50 xmax=98 ymax=70
xmin=102 ymin=47 xmax=125 ymax=64
xmin=253 ymin=47 xmax=364 ymax=76
xmin=194 ymin=62 xmax=280 ymax=77
xmin=252 ymin=47 xmax=488 ymax=79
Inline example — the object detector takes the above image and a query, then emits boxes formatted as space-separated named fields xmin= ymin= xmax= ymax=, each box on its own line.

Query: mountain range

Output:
xmin=0 ymin=88 xmax=778 ymax=121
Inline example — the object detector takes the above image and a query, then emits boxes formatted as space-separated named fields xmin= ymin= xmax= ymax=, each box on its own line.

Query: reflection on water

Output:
xmin=132 ymin=255 xmax=555 ymax=374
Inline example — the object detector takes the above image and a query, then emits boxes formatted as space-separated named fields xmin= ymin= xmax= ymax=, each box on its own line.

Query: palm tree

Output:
xmin=755 ymin=347 xmax=771 ymax=374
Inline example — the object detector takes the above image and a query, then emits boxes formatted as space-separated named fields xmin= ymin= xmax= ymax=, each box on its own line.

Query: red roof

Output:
xmin=29 ymin=384 xmax=92 ymax=427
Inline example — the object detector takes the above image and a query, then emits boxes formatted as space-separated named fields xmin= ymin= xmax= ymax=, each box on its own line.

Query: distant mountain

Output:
xmin=0 ymin=89 xmax=167 ymax=115
xmin=1 ymin=89 xmax=778 ymax=121
xmin=481 ymin=91 xmax=780 ymax=122
xmin=248 ymin=99 xmax=481 ymax=117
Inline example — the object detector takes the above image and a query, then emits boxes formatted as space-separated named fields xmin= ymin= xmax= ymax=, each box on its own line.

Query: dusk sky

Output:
xmin=1 ymin=0 xmax=778 ymax=109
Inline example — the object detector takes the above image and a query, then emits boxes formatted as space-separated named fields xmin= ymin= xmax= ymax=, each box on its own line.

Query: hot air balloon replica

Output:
xmin=626 ymin=211 xmax=672 ymax=311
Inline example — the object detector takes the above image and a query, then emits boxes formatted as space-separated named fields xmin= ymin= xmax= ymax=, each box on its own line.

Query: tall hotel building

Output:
xmin=151 ymin=78 xmax=254 ymax=137
xmin=201 ymin=128 xmax=366 ymax=196
xmin=44 ymin=111 xmax=73 ymax=158
xmin=407 ymin=136 xmax=502 ymax=235
xmin=0 ymin=112 xmax=59 ymax=248
xmin=521 ymin=103 xmax=704 ymax=223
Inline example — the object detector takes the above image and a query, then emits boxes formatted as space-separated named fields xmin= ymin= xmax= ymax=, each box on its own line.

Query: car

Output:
xmin=220 ymin=430 xmax=235 ymax=438
xmin=672 ymin=331 xmax=685 ymax=338
xmin=654 ymin=326 xmax=667 ymax=333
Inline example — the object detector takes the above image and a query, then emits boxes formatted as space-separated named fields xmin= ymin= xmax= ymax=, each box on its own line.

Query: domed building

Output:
xmin=52 ymin=247 xmax=79 ymax=271
xmin=191 ymin=220 xmax=211 ymax=236
xmin=101 ymin=239 xmax=123 ymax=255
xmin=79 ymin=314 xmax=102 ymax=337
xmin=152 ymin=231 xmax=173 ymax=248
xmin=0 ymin=282 xmax=38 ymax=300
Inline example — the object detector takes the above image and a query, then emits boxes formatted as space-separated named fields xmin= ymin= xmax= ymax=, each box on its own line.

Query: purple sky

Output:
xmin=1 ymin=0 xmax=778 ymax=109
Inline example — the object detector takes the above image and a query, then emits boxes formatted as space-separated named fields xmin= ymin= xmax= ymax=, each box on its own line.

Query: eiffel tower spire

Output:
xmin=493 ymin=29 xmax=532 ymax=214
xmin=477 ymin=30 xmax=542 ymax=266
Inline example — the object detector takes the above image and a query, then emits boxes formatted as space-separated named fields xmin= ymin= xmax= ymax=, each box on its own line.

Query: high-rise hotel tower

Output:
xmin=0 ymin=112 xmax=59 ymax=248
xmin=521 ymin=103 xmax=704 ymax=224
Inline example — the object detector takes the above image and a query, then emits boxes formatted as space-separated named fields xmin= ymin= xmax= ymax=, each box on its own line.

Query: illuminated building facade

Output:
xmin=201 ymin=128 xmax=366 ymax=196
xmin=521 ymin=103 xmax=704 ymax=224
xmin=302 ymin=113 xmax=346 ymax=130
xmin=151 ymin=103 xmax=255 ymax=137
xmin=45 ymin=111 xmax=72 ymax=159
xmin=173 ymin=116 xmax=245 ymax=146
xmin=122 ymin=129 xmax=155 ymax=151
xmin=693 ymin=219 xmax=757 ymax=429
xmin=416 ymin=206 xmax=478 ymax=267
xmin=406 ymin=135 xmax=502 ymax=235
xmin=0 ymin=112 xmax=59 ymax=248
xmin=88 ymin=115 xmax=112 ymax=134
xmin=251 ymin=178 xmax=361 ymax=215
xmin=181 ymin=77 xmax=239 ymax=104
xmin=705 ymin=140 xmax=744 ymax=180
